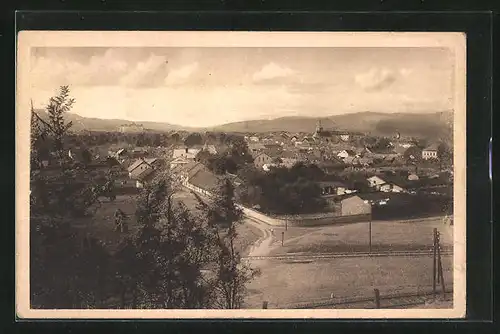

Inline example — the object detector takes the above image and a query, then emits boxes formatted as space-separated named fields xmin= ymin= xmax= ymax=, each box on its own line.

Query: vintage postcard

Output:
xmin=16 ymin=31 xmax=466 ymax=319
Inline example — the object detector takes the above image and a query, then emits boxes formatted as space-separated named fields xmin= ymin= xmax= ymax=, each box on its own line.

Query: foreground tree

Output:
xmin=30 ymin=86 xmax=112 ymax=308
xmin=114 ymin=173 xmax=214 ymax=308
xmin=196 ymin=179 xmax=260 ymax=309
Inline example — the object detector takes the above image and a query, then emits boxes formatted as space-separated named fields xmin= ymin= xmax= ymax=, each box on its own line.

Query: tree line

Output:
xmin=30 ymin=86 xmax=258 ymax=309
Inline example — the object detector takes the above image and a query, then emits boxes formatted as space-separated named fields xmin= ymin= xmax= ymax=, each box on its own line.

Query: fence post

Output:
xmin=374 ymin=289 xmax=381 ymax=308
xmin=262 ymin=301 xmax=268 ymax=309
xmin=432 ymin=228 xmax=437 ymax=296
xmin=281 ymin=232 xmax=284 ymax=246
xmin=437 ymin=232 xmax=446 ymax=295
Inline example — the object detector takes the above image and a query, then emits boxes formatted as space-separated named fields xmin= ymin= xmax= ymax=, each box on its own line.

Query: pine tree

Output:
xmin=30 ymin=86 xmax=112 ymax=308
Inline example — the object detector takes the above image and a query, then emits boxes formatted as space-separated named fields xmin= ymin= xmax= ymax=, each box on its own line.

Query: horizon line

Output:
xmin=33 ymin=107 xmax=453 ymax=129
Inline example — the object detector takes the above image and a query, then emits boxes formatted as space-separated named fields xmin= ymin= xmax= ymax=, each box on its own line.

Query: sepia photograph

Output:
xmin=16 ymin=31 xmax=466 ymax=319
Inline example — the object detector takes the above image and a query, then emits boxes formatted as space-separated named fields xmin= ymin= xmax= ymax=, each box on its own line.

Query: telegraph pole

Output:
xmin=436 ymin=230 xmax=446 ymax=295
xmin=368 ymin=216 xmax=373 ymax=253
xmin=432 ymin=228 xmax=437 ymax=296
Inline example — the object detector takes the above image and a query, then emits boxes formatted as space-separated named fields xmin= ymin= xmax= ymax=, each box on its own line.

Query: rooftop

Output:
xmin=423 ymin=143 xmax=440 ymax=151
xmin=189 ymin=168 xmax=220 ymax=193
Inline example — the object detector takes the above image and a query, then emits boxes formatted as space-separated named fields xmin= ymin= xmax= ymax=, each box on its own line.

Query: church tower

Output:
xmin=316 ymin=119 xmax=323 ymax=134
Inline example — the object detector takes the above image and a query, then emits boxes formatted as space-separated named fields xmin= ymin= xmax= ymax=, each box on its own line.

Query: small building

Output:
xmin=119 ymin=123 xmax=145 ymax=133
xmin=319 ymin=181 xmax=356 ymax=196
xmin=133 ymin=167 xmax=158 ymax=188
xmin=422 ymin=144 xmax=439 ymax=160
xmin=408 ymin=173 xmax=419 ymax=181
xmin=337 ymin=149 xmax=357 ymax=160
xmin=187 ymin=167 xmax=220 ymax=197
xmin=338 ymin=195 xmax=372 ymax=216
xmin=367 ymin=175 xmax=387 ymax=189
xmin=172 ymin=147 xmax=201 ymax=160
xmin=379 ymin=183 xmax=404 ymax=193
xmin=339 ymin=133 xmax=350 ymax=142
xmin=254 ymin=152 xmax=274 ymax=169
xmin=127 ymin=158 xmax=155 ymax=179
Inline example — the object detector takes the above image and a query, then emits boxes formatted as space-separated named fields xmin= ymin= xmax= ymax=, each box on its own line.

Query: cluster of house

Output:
xmin=245 ymin=122 xmax=442 ymax=172
xmin=244 ymin=121 xmax=360 ymax=149
xmin=250 ymin=142 xmax=440 ymax=172
xmin=169 ymin=143 xmax=218 ymax=170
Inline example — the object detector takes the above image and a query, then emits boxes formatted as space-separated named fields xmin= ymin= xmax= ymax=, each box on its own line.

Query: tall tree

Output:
xmin=30 ymin=86 xmax=112 ymax=308
xmin=198 ymin=178 xmax=260 ymax=308
xmin=184 ymin=132 xmax=203 ymax=147
xmin=118 ymin=173 xmax=214 ymax=309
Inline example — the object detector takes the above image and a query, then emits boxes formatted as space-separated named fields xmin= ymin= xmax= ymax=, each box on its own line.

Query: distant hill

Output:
xmin=33 ymin=110 xmax=197 ymax=133
xmin=210 ymin=111 xmax=454 ymax=140
xmin=32 ymin=109 xmax=453 ymax=141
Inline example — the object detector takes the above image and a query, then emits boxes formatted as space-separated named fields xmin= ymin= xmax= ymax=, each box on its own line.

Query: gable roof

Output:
xmin=127 ymin=158 xmax=150 ymax=173
xmin=134 ymin=167 xmax=157 ymax=181
xmin=189 ymin=168 xmax=220 ymax=192
xmin=423 ymin=143 xmax=440 ymax=151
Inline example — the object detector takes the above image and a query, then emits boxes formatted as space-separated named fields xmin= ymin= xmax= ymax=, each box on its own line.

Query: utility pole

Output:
xmin=436 ymin=231 xmax=446 ymax=295
xmin=432 ymin=228 xmax=437 ymax=296
xmin=369 ymin=218 xmax=372 ymax=253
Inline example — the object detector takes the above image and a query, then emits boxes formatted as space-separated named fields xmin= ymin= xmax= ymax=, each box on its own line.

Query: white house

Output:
xmin=340 ymin=134 xmax=350 ymax=142
xmin=380 ymin=183 xmax=404 ymax=193
xmin=367 ymin=175 xmax=387 ymax=189
xmin=337 ymin=149 xmax=357 ymax=160
xmin=422 ymin=144 xmax=439 ymax=160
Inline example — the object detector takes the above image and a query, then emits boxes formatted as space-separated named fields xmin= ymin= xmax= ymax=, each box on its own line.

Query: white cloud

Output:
xmin=120 ymin=54 xmax=167 ymax=87
xmin=164 ymin=62 xmax=199 ymax=85
xmin=30 ymin=49 xmax=131 ymax=88
xmin=252 ymin=62 xmax=295 ymax=82
xmin=354 ymin=67 xmax=396 ymax=91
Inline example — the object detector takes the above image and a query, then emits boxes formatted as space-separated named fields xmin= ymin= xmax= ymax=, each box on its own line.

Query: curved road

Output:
xmin=245 ymin=218 xmax=276 ymax=257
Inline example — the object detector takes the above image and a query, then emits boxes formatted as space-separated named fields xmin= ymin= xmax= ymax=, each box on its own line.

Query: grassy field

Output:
xmin=244 ymin=255 xmax=453 ymax=309
xmin=267 ymin=217 xmax=453 ymax=256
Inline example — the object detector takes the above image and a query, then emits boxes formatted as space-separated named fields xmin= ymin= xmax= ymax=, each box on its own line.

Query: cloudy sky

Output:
xmin=30 ymin=47 xmax=454 ymax=127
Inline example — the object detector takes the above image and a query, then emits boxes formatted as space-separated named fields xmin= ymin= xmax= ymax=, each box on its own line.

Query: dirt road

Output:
xmin=245 ymin=217 xmax=277 ymax=257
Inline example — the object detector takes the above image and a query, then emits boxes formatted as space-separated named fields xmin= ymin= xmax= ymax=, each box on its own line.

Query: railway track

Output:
xmin=242 ymin=249 xmax=453 ymax=261
xmin=288 ymin=289 xmax=453 ymax=309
